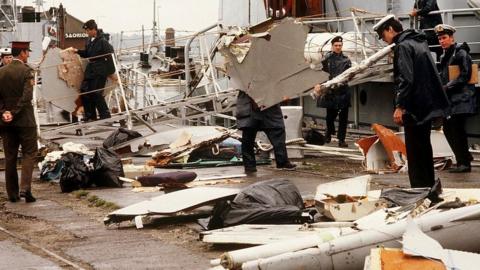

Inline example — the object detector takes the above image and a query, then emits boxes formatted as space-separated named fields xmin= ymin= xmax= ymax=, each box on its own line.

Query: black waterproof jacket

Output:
xmin=236 ymin=90 xmax=285 ymax=129
xmin=78 ymin=33 xmax=115 ymax=79
xmin=438 ymin=42 xmax=477 ymax=115
xmin=317 ymin=51 xmax=352 ymax=109
xmin=393 ymin=29 xmax=450 ymax=126
xmin=415 ymin=0 xmax=443 ymax=29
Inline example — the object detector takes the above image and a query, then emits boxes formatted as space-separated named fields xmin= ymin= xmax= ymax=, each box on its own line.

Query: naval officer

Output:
xmin=435 ymin=24 xmax=477 ymax=173
xmin=373 ymin=15 xmax=449 ymax=201
xmin=0 ymin=41 xmax=38 ymax=203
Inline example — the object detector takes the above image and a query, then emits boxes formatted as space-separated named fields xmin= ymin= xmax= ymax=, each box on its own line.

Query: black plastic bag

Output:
xmin=208 ymin=179 xmax=305 ymax=229
xmin=91 ymin=147 xmax=124 ymax=187
xmin=305 ymin=129 xmax=325 ymax=145
xmin=103 ymin=128 xmax=142 ymax=149
xmin=59 ymin=153 xmax=91 ymax=193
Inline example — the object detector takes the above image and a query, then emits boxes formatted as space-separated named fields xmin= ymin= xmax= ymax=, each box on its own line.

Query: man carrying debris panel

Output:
xmin=411 ymin=0 xmax=443 ymax=60
xmin=0 ymin=41 xmax=38 ymax=203
xmin=236 ymin=91 xmax=296 ymax=173
xmin=0 ymin=47 xmax=13 ymax=67
xmin=373 ymin=15 xmax=449 ymax=197
xmin=435 ymin=24 xmax=476 ymax=173
xmin=70 ymin=19 xmax=113 ymax=121
xmin=314 ymin=36 xmax=352 ymax=148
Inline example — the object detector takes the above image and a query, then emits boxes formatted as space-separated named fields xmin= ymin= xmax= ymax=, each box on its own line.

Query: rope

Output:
xmin=38 ymin=52 xmax=114 ymax=70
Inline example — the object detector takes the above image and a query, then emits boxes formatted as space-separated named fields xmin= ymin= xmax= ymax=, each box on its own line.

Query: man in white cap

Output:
xmin=435 ymin=24 xmax=476 ymax=173
xmin=0 ymin=47 xmax=13 ymax=68
xmin=373 ymin=15 xmax=449 ymax=201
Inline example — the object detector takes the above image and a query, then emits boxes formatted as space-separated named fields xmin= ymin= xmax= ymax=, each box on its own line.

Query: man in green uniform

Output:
xmin=0 ymin=41 xmax=38 ymax=203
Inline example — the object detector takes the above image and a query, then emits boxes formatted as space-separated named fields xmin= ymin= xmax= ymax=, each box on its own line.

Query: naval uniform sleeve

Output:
xmin=321 ymin=52 xmax=331 ymax=73
xmin=395 ymin=44 xmax=414 ymax=109
xmin=417 ymin=0 xmax=437 ymax=16
xmin=446 ymin=49 xmax=472 ymax=91
xmin=12 ymin=68 xmax=34 ymax=116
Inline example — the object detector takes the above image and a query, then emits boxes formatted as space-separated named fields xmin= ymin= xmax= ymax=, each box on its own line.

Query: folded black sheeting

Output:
xmin=380 ymin=179 xmax=442 ymax=206
xmin=103 ymin=128 xmax=142 ymax=149
xmin=208 ymin=179 xmax=304 ymax=229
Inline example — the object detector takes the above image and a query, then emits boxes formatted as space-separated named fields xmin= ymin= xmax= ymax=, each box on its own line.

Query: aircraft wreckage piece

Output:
xmin=240 ymin=203 xmax=480 ymax=270
xmin=201 ymin=223 xmax=356 ymax=246
xmin=316 ymin=43 xmax=396 ymax=95
xmin=104 ymin=187 xmax=239 ymax=224
xmin=220 ymin=18 xmax=329 ymax=109
xmin=372 ymin=124 xmax=407 ymax=171
xmin=358 ymin=130 xmax=454 ymax=173
xmin=40 ymin=48 xmax=84 ymax=112
xmin=147 ymin=127 xmax=237 ymax=167
xmin=112 ymin=126 xmax=232 ymax=154
xmin=365 ymin=219 xmax=480 ymax=270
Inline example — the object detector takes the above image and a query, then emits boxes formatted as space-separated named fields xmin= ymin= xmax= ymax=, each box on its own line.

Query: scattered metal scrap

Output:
xmin=365 ymin=219 xmax=480 ymax=270
xmin=146 ymin=127 xmax=237 ymax=167
xmin=237 ymin=204 xmax=480 ymax=270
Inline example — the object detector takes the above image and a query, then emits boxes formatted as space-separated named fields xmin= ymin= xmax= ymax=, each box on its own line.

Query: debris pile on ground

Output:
xmin=205 ymin=175 xmax=480 ymax=270
xmin=39 ymin=142 xmax=124 ymax=192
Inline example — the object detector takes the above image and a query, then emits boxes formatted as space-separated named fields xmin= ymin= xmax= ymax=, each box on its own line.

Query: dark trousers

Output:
xmin=1 ymin=127 xmax=38 ymax=199
xmin=443 ymin=114 xmax=473 ymax=167
xmin=326 ymin=107 xmax=349 ymax=142
xmin=404 ymin=122 xmax=435 ymax=188
xmin=81 ymin=77 xmax=111 ymax=120
xmin=241 ymin=127 xmax=288 ymax=169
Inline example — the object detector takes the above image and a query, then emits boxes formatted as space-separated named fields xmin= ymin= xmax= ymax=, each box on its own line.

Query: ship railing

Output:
xmin=301 ymin=7 xmax=480 ymax=65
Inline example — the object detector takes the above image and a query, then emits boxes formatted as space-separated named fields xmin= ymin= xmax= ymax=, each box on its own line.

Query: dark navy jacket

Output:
xmin=393 ymin=29 xmax=450 ymax=125
xmin=438 ymin=42 xmax=477 ymax=115
xmin=415 ymin=0 xmax=443 ymax=29
xmin=78 ymin=33 xmax=114 ymax=79
xmin=317 ymin=51 xmax=351 ymax=110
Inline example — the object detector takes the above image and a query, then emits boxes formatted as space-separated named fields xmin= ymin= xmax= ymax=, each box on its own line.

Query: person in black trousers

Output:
xmin=411 ymin=0 xmax=443 ymax=60
xmin=314 ymin=36 xmax=351 ymax=147
xmin=71 ymin=19 xmax=114 ymax=121
xmin=236 ymin=91 xmax=296 ymax=174
xmin=373 ymin=15 xmax=450 ymax=199
xmin=435 ymin=24 xmax=476 ymax=173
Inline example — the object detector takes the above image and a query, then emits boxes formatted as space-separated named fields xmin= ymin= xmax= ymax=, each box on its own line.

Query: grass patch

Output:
xmin=82 ymin=194 xmax=120 ymax=210
xmin=72 ymin=190 xmax=89 ymax=199
xmin=103 ymin=202 xmax=119 ymax=210
xmin=71 ymin=191 xmax=120 ymax=211
xmin=86 ymin=195 xmax=99 ymax=203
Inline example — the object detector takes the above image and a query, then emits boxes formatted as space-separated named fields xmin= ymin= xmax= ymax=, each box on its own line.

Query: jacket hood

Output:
xmin=456 ymin=42 xmax=470 ymax=53
xmin=394 ymin=29 xmax=426 ymax=44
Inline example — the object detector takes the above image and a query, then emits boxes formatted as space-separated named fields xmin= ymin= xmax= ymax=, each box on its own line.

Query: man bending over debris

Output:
xmin=373 ymin=15 xmax=449 ymax=200
xmin=236 ymin=91 xmax=296 ymax=174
